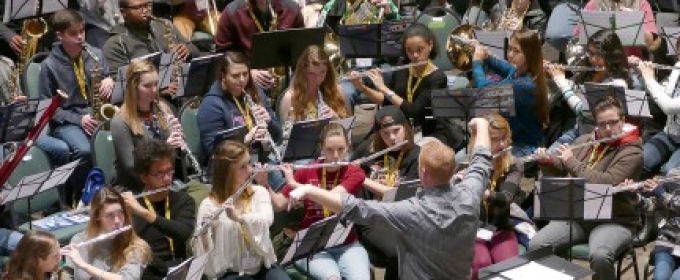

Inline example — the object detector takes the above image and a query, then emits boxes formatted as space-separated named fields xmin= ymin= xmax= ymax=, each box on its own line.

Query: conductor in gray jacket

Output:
xmin=288 ymin=118 xmax=493 ymax=279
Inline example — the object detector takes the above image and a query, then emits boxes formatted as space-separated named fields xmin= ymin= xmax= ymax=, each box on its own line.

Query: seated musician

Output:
xmin=111 ymin=59 xmax=184 ymax=192
xmin=269 ymin=123 xmax=371 ymax=279
xmin=350 ymin=106 xmax=420 ymax=279
xmin=279 ymin=45 xmax=349 ymax=123
xmin=528 ymin=96 xmax=642 ymax=280
xmin=467 ymin=113 xmax=523 ymax=280
xmin=172 ymin=0 xmax=222 ymax=40
xmin=40 ymin=9 xmax=114 ymax=206
xmin=197 ymin=51 xmax=282 ymax=163
xmin=192 ymin=140 xmax=289 ymax=279
xmin=2 ymin=231 xmax=60 ymax=280
xmin=471 ymin=30 xmax=549 ymax=157
xmin=286 ymin=118 xmax=494 ymax=279
xmin=317 ymin=0 xmax=399 ymax=27
xmin=120 ymin=139 xmax=196 ymax=279
xmin=78 ymin=0 xmax=124 ymax=48
xmin=352 ymin=23 xmax=464 ymax=150
xmin=103 ymin=0 xmax=200 ymax=89
xmin=62 ymin=187 xmax=153 ymax=280
xmin=631 ymin=37 xmax=680 ymax=179
xmin=545 ymin=29 xmax=631 ymax=148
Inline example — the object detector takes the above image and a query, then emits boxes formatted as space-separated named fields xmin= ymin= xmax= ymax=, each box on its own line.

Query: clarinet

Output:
xmin=157 ymin=101 xmax=205 ymax=182
xmin=193 ymin=173 xmax=257 ymax=238
xmin=243 ymin=91 xmax=282 ymax=162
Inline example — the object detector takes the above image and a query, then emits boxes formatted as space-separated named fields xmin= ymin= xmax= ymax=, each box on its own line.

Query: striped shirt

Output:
xmin=340 ymin=147 xmax=492 ymax=279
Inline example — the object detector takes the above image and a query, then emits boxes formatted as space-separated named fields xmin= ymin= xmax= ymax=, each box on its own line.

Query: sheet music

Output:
xmin=579 ymin=11 xmax=647 ymax=46
xmin=163 ymin=257 xmax=194 ymax=280
xmin=325 ymin=221 xmax=353 ymax=249
xmin=474 ymin=30 xmax=508 ymax=59
xmin=501 ymin=261 xmax=572 ymax=280
xmin=583 ymin=184 xmax=613 ymax=220
xmin=625 ymin=89 xmax=651 ymax=118
xmin=159 ymin=53 xmax=175 ymax=89
xmin=4 ymin=159 xmax=80 ymax=203
xmin=186 ymin=251 xmax=211 ymax=280
xmin=663 ymin=27 xmax=680 ymax=56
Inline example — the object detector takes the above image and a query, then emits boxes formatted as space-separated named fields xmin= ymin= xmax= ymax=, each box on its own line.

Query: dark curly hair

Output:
xmin=574 ymin=30 xmax=632 ymax=88
xmin=134 ymin=139 xmax=176 ymax=176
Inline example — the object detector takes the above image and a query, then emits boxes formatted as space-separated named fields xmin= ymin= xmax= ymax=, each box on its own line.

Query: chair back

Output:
xmin=9 ymin=146 xmax=59 ymax=217
xmin=91 ymin=121 xmax=116 ymax=184
xmin=20 ymin=52 xmax=49 ymax=100
xmin=416 ymin=7 xmax=462 ymax=72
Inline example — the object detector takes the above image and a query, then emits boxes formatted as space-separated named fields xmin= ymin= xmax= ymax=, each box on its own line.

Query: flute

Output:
xmin=73 ymin=225 xmax=132 ymax=248
xmin=63 ymin=187 xmax=173 ymax=216
xmin=253 ymin=140 xmax=409 ymax=173
xmin=630 ymin=62 xmax=680 ymax=71
xmin=193 ymin=173 xmax=257 ymax=238
xmin=544 ymin=64 xmax=604 ymax=72
xmin=515 ymin=129 xmax=632 ymax=164
xmin=339 ymin=62 xmax=428 ymax=81
xmin=615 ymin=169 xmax=680 ymax=193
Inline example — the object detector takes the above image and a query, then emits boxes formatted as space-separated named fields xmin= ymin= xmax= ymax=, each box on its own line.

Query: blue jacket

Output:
xmin=40 ymin=43 xmax=110 ymax=127
xmin=472 ymin=56 xmax=544 ymax=148
xmin=197 ymin=82 xmax=282 ymax=163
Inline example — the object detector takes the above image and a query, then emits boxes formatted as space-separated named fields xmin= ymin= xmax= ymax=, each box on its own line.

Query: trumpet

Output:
xmin=243 ymin=91 xmax=282 ymax=162
xmin=339 ymin=61 xmax=428 ymax=81
xmin=254 ymin=140 xmax=409 ymax=172
xmin=515 ymin=129 xmax=633 ymax=165
xmin=157 ymin=101 xmax=205 ymax=182
xmin=193 ymin=173 xmax=257 ymax=238
xmin=72 ymin=225 xmax=133 ymax=248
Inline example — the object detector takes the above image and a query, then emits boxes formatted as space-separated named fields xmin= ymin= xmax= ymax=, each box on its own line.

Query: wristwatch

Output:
xmin=384 ymin=90 xmax=395 ymax=102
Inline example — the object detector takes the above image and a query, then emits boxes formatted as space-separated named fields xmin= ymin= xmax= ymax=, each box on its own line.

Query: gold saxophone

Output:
xmin=83 ymin=45 xmax=118 ymax=121
xmin=7 ymin=18 xmax=49 ymax=103
xmin=485 ymin=0 xmax=529 ymax=31
xmin=156 ymin=17 xmax=183 ymax=94
xmin=267 ymin=0 xmax=286 ymax=97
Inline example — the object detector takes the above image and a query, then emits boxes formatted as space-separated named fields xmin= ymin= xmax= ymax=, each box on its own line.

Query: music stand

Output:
xmin=577 ymin=11 xmax=650 ymax=46
xmin=213 ymin=125 xmax=249 ymax=147
xmin=382 ymin=179 xmax=421 ymax=202
xmin=579 ymin=83 xmax=651 ymax=118
xmin=111 ymin=52 xmax=162 ymax=104
xmin=534 ymin=177 xmax=615 ymax=260
xmin=1 ymin=159 xmax=81 ymax=230
xmin=177 ymin=53 xmax=224 ymax=98
xmin=479 ymin=246 xmax=594 ymax=279
xmin=158 ymin=52 xmax=184 ymax=92
xmin=0 ymin=99 xmax=44 ymax=144
xmin=337 ymin=19 xmax=414 ymax=59
xmin=281 ymin=118 xmax=331 ymax=162
xmin=163 ymin=257 xmax=193 ymax=280
xmin=473 ymin=30 xmax=511 ymax=59
xmin=662 ymin=27 xmax=680 ymax=56
xmin=280 ymin=215 xmax=353 ymax=266
xmin=430 ymin=84 xmax=515 ymax=143
xmin=3 ymin=0 xmax=67 ymax=22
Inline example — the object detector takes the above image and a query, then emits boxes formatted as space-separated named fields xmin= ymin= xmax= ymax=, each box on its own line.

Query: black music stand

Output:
xmin=158 ymin=52 xmax=184 ymax=92
xmin=177 ymin=53 xmax=224 ymax=98
xmin=280 ymin=215 xmax=353 ymax=266
xmin=662 ymin=27 xmax=680 ymax=57
xmin=534 ymin=177 xmax=615 ymax=260
xmin=473 ymin=30 xmax=511 ymax=59
xmin=382 ymin=179 xmax=421 ymax=202
xmin=430 ymin=84 xmax=515 ymax=143
xmin=281 ymin=118 xmax=331 ymax=162
xmin=0 ymin=99 xmax=44 ymax=144
xmin=479 ymin=246 xmax=594 ymax=279
xmin=3 ymin=0 xmax=67 ymax=22
xmin=579 ymin=83 xmax=651 ymax=118
xmin=111 ymin=52 xmax=162 ymax=104
xmin=577 ymin=11 xmax=650 ymax=46
xmin=336 ymin=19 xmax=413 ymax=59
xmin=214 ymin=125 xmax=249 ymax=147
xmin=1 ymin=159 xmax=80 ymax=230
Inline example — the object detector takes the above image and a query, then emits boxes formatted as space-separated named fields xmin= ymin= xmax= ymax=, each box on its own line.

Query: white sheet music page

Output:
xmin=501 ymin=261 xmax=572 ymax=280
xmin=186 ymin=251 xmax=212 ymax=280
xmin=325 ymin=221 xmax=353 ymax=249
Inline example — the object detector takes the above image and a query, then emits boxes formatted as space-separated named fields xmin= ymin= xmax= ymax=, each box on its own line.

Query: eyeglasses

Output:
xmin=596 ymin=119 xmax=621 ymax=129
xmin=148 ymin=169 xmax=175 ymax=180
xmin=124 ymin=2 xmax=152 ymax=12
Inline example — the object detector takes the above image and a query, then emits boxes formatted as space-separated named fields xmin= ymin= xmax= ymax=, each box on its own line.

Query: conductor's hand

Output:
xmin=251 ymin=69 xmax=274 ymax=90
xmin=81 ymin=114 xmax=99 ymax=136
xmin=289 ymin=184 xmax=314 ymax=203
xmin=9 ymin=35 xmax=24 ymax=54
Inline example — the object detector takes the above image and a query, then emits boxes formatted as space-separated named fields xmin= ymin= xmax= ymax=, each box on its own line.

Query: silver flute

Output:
xmin=615 ymin=168 xmax=680 ymax=193
xmin=193 ymin=173 xmax=257 ymax=238
xmin=157 ymin=100 xmax=205 ymax=181
xmin=515 ymin=130 xmax=631 ymax=164
xmin=253 ymin=140 xmax=409 ymax=172
xmin=544 ymin=64 xmax=604 ymax=72
xmin=339 ymin=61 xmax=428 ymax=81
xmin=73 ymin=225 xmax=133 ymax=248
xmin=630 ymin=62 xmax=680 ymax=71
xmin=63 ymin=187 xmax=173 ymax=216
xmin=242 ymin=91 xmax=283 ymax=162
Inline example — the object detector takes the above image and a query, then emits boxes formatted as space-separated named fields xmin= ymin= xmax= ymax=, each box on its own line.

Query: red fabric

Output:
xmin=282 ymin=160 xmax=366 ymax=244
xmin=471 ymin=230 xmax=519 ymax=280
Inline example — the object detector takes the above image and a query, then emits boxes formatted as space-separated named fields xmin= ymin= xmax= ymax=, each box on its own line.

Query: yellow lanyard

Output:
xmin=587 ymin=143 xmax=609 ymax=170
xmin=321 ymin=168 xmax=340 ymax=217
xmin=406 ymin=61 xmax=431 ymax=102
xmin=343 ymin=0 xmax=352 ymax=20
xmin=142 ymin=196 xmax=175 ymax=259
xmin=247 ymin=6 xmax=267 ymax=32
xmin=383 ymin=151 xmax=405 ymax=187
xmin=72 ymin=56 xmax=88 ymax=100
xmin=307 ymin=101 xmax=318 ymax=119
xmin=237 ymin=190 xmax=253 ymax=247
xmin=234 ymin=96 xmax=254 ymax=130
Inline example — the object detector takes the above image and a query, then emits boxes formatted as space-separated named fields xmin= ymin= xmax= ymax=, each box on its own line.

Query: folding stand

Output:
xmin=0 ymin=99 xmax=44 ymax=144
xmin=3 ymin=0 xmax=67 ymax=22
xmin=382 ymin=179 xmax=421 ymax=202
xmin=479 ymin=246 xmax=594 ymax=279
xmin=281 ymin=118 xmax=331 ymax=162
xmin=163 ymin=251 xmax=211 ymax=280
xmin=336 ymin=19 xmax=414 ymax=59
xmin=579 ymin=83 xmax=652 ymax=119
xmin=1 ymin=159 xmax=81 ymax=230
xmin=662 ymin=27 xmax=680 ymax=57
xmin=577 ymin=11 xmax=650 ymax=46
xmin=430 ymin=84 xmax=515 ymax=144
xmin=280 ymin=215 xmax=353 ymax=267
xmin=111 ymin=52 xmax=162 ymax=104
xmin=534 ymin=177 xmax=615 ymax=261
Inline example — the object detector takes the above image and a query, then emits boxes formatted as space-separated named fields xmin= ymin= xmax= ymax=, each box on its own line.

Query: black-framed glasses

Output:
xmin=596 ymin=119 xmax=621 ymax=129
xmin=148 ymin=169 xmax=175 ymax=180
xmin=124 ymin=2 xmax=152 ymax=11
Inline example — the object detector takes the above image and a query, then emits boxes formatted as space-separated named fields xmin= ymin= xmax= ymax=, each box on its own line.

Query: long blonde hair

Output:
xmin=467 ymin=113 xmax=513 ymax=190
xmin=211 ymin=140 xmax=252 ymax=204
xmin=120 ymin=60 xmax=168 ymax=136
xmin=291 ymin=45 xmax=348 ymax=121
xmin=88 ymin=187 xmax=152 ymax=270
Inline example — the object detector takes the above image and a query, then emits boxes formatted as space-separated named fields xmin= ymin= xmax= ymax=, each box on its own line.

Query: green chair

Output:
xmin=192 ymin=31 xmax=215 ymax=52
xmin=415 ymin=7 xmax=462 ymax=72
xmin=91 ymin=122 xmax=116 ymax=184
xmin=179 ymin=97 xmax=203 ymax=179
xmin=20 ymin=52 xmax=49 ymax=100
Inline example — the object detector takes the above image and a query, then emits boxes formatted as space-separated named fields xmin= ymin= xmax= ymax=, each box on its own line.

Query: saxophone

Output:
xmin=342 ymin=0 xmax=382 ymax=25
xmin=243 ymin=91 xmax=283 ymax=162
xmin=6 ymin=18 xmax=49 ymax=104
xmin=83 ymin=45 xmax=118 ymax=121
xmin=156 ymin=17 xmax=183 ymax=94
xmin=157 ymin=100 xmax=205 ymax=181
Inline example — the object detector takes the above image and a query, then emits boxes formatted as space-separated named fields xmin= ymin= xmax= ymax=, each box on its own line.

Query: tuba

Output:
xmin=83 ymin=45 xmax=118 ymax=121
xmin=7 ymin=18 xmax=49 ymax=103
